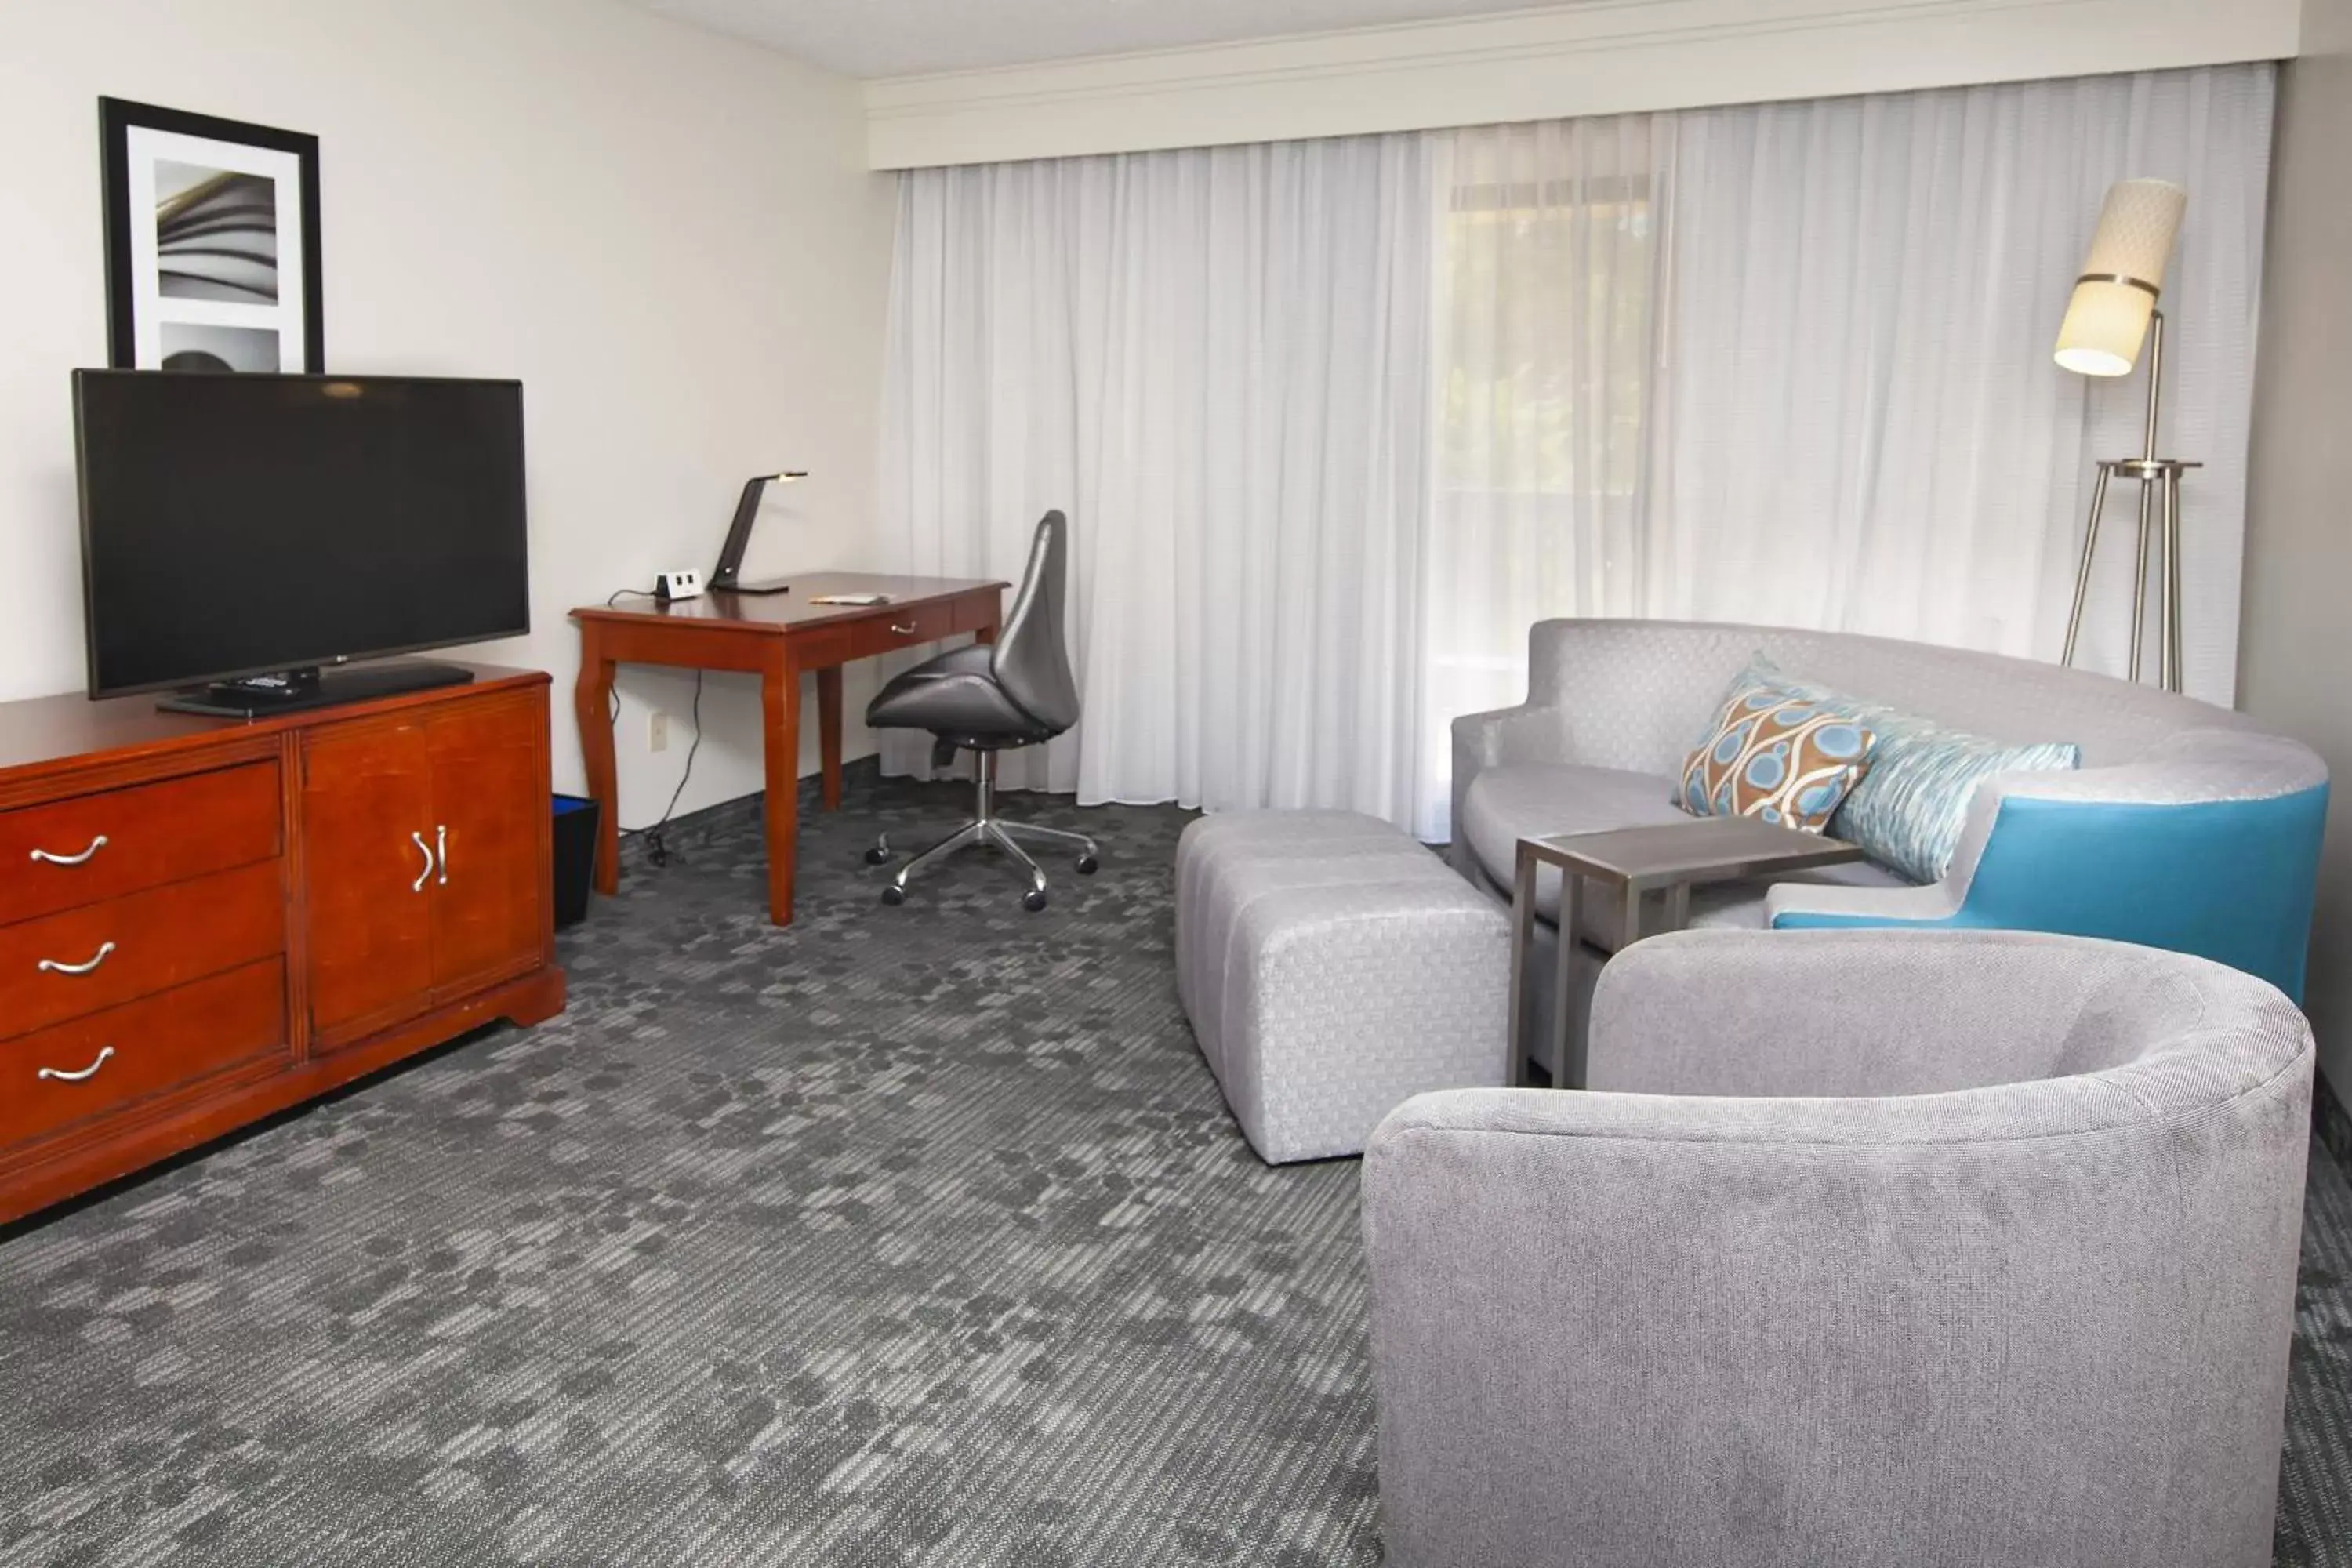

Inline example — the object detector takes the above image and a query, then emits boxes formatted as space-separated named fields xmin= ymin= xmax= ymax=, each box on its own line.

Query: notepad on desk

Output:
xmin=809 ymin=592 xmax=892 ymax=606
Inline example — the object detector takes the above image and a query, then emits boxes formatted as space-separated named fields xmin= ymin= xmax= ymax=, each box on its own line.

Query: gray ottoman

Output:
xmin=1175 ymin=810 xmax=1512 ymax=1164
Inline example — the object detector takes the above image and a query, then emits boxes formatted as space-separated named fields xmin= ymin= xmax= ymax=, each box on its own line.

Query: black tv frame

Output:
xmin=72 ymin=368 xmax=531 ymax=715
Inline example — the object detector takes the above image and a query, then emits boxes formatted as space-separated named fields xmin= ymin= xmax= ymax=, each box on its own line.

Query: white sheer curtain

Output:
xmin=1418 ymin=113 xmax=1675 ymax=837
xmin=881 ymin=66 xmax=2274 ymax=840
xmin=880 ymin=136 xmax=1432 ymax=816
xmin=1655 ymin=67 xmax=2273 ymax=701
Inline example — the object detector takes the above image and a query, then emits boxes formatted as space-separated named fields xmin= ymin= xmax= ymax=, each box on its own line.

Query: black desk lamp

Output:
xmin=708 ymin=470 xmax=808 ymax=594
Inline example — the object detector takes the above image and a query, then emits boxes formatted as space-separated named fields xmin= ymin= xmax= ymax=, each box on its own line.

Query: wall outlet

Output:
xmin=648 ymin=710 xmax=670 ymax=753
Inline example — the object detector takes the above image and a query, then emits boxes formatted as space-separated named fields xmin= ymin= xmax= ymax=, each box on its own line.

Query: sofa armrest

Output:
xmin=1449 ymin=704 xmax=1570 ymax=874
xmin=1769 ymin=730 xmax=2330 ymax=1000
xmin=1361 ymin=1057 xmax=2304 ymax=1568
xmin=1452 ymin=702 xmax=1572 ymax=770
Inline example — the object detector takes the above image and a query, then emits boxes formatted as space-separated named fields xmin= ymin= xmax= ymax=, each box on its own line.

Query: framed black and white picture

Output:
xmin=99 ymin=98 xmax=323 ymax=373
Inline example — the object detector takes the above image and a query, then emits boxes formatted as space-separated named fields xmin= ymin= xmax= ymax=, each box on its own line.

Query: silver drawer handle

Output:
xmin=891 ymin=622 xmax=919 ymax=636
xmin=38 ymin=941 xmax=117 ymax=977
xmin=437 ymin=825 xmax=449 ymax=887
xmin=38 ymin=1046 xmax=114 ymax=1083
xmin=29 ymin=835 xmax=107 ymax=866
xmin=411 ymin=831 xmax=436 ymax=892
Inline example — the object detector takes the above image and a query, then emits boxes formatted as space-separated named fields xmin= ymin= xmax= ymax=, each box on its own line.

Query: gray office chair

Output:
xmin=863 ymin=510 xmax=1098 ymax=911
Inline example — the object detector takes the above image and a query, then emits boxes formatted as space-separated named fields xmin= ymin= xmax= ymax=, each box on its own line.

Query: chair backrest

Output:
xmin=993 ymin=510 xmax=1081 ymax=735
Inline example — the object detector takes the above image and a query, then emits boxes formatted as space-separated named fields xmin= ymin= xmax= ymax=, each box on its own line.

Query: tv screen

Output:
xmin=74 ymin=370 xmax=529 ymax=698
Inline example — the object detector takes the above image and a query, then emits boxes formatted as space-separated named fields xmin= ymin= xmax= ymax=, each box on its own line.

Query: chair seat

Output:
xmin=866 ymin=642 xmax=1054 ymax=747
xmin=1461 ymin=762 xmax=1911 ymax=938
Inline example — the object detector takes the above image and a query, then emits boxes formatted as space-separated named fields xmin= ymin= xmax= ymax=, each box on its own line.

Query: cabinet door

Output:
xmin=303 ymin=719 xmax=437 ymax=1042
xmin=426 ymin=693 xmax=547 ymax=998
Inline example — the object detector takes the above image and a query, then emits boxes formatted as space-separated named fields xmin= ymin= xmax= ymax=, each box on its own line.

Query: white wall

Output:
xmin=866 ymin=0 xmax=2301 ymax=169
xmin=0 ymin=0 xmax=895 ymax=828
xmin=2243 ymin=0 xmax=2352 ymax=1098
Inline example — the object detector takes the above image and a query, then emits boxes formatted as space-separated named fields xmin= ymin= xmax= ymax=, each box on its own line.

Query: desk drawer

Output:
xmin=840 ymin=600 xmax=960 ymax=660
xmin=0 ymin=861 xmax=285 ymax=1041
xmin=0 ymin=762 xmax=281 ymax=927
xmin=0 ymin=960 xmax=286 ymax=1149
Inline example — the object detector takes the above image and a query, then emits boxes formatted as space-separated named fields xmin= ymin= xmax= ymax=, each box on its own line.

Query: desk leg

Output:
xmin=817 ymin=666 xmax=844 ymax=811
xmin=761 ymin=655 xmax=803 ymax=927
xmin=575 ymin=630 xmax=621 ymax=896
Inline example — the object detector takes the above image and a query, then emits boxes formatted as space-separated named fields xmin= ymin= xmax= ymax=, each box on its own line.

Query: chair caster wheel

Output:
xmin=864 ymin=846 xmax=892 ymax=866
xmin=880 ymin=885 xmax=906 ymax=906
xmin=1022 ymin=889 xmax=1049 ymax=913
xmin=1076 ymin=855 xmax=1099 ymax=875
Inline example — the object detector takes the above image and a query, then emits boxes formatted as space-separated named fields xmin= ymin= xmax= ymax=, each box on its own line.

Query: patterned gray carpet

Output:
xmin=0 ymin=770 xmax=2345 ymax=1566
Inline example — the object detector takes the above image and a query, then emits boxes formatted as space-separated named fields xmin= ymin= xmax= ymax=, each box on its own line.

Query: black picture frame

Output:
xmin=99 ymin=96 xmax=325 ymax=373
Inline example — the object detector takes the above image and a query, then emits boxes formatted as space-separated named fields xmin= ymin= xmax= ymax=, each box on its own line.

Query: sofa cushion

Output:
xmin=1462 ymin=760 xmax=1912 ymax=935
xmin=1673 ymin=859 xmax=1913 ymax=937
xmin=1462 ymin=763 xmax=1692 ymax=920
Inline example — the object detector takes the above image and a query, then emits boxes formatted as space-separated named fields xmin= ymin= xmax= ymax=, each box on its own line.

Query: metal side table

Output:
xmin=1508 ymin=818 xmax=1864 ymax=1087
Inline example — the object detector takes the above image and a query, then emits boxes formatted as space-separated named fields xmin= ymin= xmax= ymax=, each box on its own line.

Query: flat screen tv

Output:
xmin=73 ymin=370 xmax=529 ymax=715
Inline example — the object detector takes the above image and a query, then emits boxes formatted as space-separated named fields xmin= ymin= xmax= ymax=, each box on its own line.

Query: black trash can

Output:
xmin=552 ymin=794 xmax=600 ymax=930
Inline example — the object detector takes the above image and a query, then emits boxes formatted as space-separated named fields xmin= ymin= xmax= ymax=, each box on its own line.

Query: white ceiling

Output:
xmin=633 ymin=0 xmax=1584 ymax=78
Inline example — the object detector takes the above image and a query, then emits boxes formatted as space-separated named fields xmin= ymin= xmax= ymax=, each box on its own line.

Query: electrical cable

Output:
xmin=630 ymin=670 xmax=703 ymax=868
xmin=593 ymin=585 xmax=702 ymax=865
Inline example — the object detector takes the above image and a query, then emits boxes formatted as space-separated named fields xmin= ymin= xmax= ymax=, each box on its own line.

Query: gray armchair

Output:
xmin=1364 ymin=929 xmax=2313 ymax=1568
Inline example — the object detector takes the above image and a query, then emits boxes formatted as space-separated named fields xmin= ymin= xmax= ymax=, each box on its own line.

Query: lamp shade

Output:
xmin=2054 ymin=178 xmax=2187 ymax=377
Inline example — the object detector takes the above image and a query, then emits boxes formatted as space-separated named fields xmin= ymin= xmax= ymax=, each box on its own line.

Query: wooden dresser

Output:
xmin=0 ymin=663 xmax=565 ymax=1227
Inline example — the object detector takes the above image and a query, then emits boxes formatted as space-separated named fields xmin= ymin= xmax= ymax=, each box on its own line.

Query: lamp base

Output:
xmin=2060 ymin=456 xmax=2200 ymax=694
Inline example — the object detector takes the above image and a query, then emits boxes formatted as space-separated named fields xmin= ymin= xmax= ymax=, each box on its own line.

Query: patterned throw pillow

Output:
xmin=1679 ymin=678 xmax=1878 ymax=833
xmin=1721 ymin=655 xmax=2082 ymax=883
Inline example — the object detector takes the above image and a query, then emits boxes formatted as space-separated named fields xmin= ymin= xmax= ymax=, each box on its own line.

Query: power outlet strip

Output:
xmin=655 ymin=568 xmax=704 ymax=601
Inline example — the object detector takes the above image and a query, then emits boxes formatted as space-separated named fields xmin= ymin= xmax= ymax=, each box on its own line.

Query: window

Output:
xmin=1435 ymin=173 xmax=1655 ymax=502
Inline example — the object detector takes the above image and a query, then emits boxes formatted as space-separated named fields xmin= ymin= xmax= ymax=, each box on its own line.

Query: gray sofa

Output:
xmin=1452 ymin=620 xmax=2329 ymax=1022
xmin=1364 ymin=928 xmax=2314 ymax=1568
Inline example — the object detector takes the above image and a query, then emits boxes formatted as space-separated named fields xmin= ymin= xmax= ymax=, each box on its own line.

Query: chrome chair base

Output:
xmin=869 ymin=751 xmax=1098 ymax=911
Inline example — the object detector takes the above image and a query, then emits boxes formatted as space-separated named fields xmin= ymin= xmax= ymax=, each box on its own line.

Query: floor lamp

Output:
xmin=2056 ymin=178 xmax=2193 ymax=692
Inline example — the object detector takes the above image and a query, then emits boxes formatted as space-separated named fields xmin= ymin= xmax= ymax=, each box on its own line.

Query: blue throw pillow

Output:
xmin=1720 ymin=655 xmax=2080 ymax=884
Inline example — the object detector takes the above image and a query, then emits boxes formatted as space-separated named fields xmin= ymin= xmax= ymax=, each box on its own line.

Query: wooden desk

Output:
xmin=571 ymin=572 xmax=1005 ymax=927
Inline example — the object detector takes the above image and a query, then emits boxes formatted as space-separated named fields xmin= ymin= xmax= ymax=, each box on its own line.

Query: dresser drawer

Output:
xmin=0 ymin=762 xmax=281 ymax=927
xmin=0 ymin=861 xmax=285 ymax=1041
xmin=0 ymin=960 xmax=286 ymax=1149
